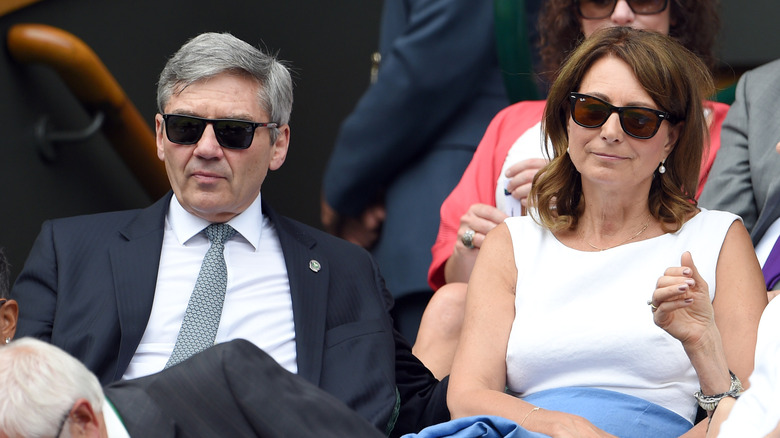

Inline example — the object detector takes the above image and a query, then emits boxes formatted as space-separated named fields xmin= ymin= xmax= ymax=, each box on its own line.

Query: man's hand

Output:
xmin=321 ymin=197 xmax=385 ymax=249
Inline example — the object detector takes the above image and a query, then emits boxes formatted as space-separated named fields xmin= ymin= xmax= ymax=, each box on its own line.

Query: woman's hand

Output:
xmin=444 ymin=204 xmax=508 ymax=283
xmin=456 ymin=204 xmax=509 ymax=251
xmin=651 ymin=251 xmax=715 ymax=348
xmin=524 ymin=408 xmax=618 ymax=438
xmin=505 ymin=158 xmax=548 ymax=209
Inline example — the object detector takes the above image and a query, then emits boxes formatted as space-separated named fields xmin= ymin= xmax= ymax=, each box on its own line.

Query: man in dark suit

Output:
xmin=320 ymin=0 xmax=510 ymax=342
xmin=0 ymin=337 xmax=385 ymax=437
xmin=11 ymin=32 xmax=446 ymax=436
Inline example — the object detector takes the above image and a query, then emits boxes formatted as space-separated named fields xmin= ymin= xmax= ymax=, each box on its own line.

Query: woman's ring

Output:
xmin=647 ymin=299 xmax=658 ymax=312
xmin=461 ymin=229 xmax=476 ymax=249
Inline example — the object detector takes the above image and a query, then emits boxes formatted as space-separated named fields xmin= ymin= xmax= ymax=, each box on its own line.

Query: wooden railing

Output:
xmin=6 ymin=23 xmax=169 ymax=199
xmin=0 ymin=0 xmax=43 ymax=17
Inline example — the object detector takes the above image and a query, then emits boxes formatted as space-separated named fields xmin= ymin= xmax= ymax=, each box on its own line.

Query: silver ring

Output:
xmin=461 ymin=229 xmax=475 ymax=249
xmin=647 ymin=299 xmax=658 ymax=312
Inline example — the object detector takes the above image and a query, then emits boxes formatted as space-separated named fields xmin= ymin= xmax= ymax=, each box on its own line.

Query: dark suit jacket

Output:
xmin=322 ymin=0 xmax=509 ymax=297
xmin=699 ymin=58 xmax=780 ymax=244
xmin=12 ymin=193 xmax=448 ymax=436
xmin=105 ymin=339 xmax=385 ymax=437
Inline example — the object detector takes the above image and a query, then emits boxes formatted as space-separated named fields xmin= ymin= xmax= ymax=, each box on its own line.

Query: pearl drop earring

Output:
xmin=658 ymin=159 xmax=667 ymax=174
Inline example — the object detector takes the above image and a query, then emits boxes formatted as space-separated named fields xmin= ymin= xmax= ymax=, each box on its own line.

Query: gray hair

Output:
xmin=0 ymin=338 xmax=104 ymax=437
xmin=156 ymin=32 xmax=293 ymax=143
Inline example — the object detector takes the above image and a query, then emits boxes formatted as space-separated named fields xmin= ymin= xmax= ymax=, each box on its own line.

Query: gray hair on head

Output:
xmin=156 ymin=32 xmax=294 ymax=143
xmin=0 ymin=338 xmax=104 ymax=437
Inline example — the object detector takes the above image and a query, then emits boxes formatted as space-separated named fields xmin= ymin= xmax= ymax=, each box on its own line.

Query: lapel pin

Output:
xmin=309 ymin=259 xmax=321 ymax=273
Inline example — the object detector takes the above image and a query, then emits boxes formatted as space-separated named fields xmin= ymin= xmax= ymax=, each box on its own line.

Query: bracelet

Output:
xmin=520 ymin=406 xmax=540 ymax=427
xmin=694 ymin=370 xmax=744 ymax=412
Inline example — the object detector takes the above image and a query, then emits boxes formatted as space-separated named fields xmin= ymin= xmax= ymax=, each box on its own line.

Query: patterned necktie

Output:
xmin=166 ymin=223 xmax=237 ymax=368
xmin=762 ymin=234 xmax=780 ymax=291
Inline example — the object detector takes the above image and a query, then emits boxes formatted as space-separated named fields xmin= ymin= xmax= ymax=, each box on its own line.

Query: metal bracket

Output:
xmin=35 ymin=111 xmax=105 ymax=162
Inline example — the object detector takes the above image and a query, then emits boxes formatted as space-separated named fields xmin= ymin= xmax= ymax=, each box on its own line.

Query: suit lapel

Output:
xmin=111 ymin=193 xmax=171 ymax=381
xmin=263 ymin=202 xmax=328 ymax=386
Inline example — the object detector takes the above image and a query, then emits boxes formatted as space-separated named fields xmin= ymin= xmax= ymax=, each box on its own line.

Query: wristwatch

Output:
xmin=694 ymin=370 xmax=744 ymax=411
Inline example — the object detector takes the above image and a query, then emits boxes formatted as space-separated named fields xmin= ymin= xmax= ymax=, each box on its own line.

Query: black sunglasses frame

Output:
xmin=575 ymin=0 xmax=669 ymax=19
xmin=162 ymin=114 xmax=279 ymax=150
xmin=569 ymin=92 xmax=674 ymax=140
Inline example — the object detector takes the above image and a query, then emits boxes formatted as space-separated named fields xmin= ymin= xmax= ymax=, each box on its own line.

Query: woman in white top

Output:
xmin=446 ymin=27 xmax=767 ymax=437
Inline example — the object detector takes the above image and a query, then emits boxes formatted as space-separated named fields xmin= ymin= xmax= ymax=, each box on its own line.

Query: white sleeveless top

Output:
xmin=504 ymin=209 xmax=739 ymax=423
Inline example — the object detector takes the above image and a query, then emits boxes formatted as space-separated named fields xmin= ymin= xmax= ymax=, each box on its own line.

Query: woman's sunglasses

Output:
xmin=569 ymin=93 xmax=674 ymax=140
xmin=162 ymin=114 xmax=278 ymax=150
xmin=575 ymin=0 xmax=668 ymax=19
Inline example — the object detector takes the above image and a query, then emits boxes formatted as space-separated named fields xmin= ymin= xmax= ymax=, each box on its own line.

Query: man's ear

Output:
xmin=68 ymin=399 xmax=106 ymax=438
xmin=0 ymin=299 xmax=18 ymax=342
xmin=155 ymin=113 xmax=166 ymax=162
xmin=269 ymin=124 xmax=290 ymax=171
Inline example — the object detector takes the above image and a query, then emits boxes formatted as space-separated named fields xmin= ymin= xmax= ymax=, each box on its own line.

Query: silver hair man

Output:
xmin=0 ymin=338 xmax=105 ymax=437
xmin=156 ymin=32 xmax=293 ymax=143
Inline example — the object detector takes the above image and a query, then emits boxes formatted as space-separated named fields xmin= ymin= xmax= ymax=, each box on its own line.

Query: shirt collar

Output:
xmin=103 ymin=399 xmax=130 ymax=438
xmin=166 ymin=193 xmax=263 ymax=250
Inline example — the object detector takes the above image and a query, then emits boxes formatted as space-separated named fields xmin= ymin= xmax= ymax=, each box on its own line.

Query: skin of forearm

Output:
xmin=443 ymin=249 xmax=478 ymax=284
xmin=684 ymin=325 xmax=733 ymax=396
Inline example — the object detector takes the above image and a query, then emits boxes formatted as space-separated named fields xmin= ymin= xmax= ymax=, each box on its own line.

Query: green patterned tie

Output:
xmin=166 ymin=223 xmax=236 ymax=368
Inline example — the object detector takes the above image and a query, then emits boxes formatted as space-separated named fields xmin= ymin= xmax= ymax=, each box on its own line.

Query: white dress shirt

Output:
xmin=122 ymin=194 xmax=296 ymax=380
xmin=755 ymin=216 xmax=780 ymax=267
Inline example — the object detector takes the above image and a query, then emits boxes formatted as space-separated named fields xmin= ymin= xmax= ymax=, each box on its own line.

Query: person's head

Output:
xmin=0 ymin=338 xmax=107 ymax=438
xmin=531 ymin=26 xmax=713 ymax=232
xmin=0 ymin=250 xmax=17 ymax=344
xmin=155 ymin=32 xmax=293 ymax=223
xmin=538 ymin=0 xmax=720 ymax=82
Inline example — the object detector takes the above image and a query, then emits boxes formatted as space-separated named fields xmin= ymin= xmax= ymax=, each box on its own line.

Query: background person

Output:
xmin=321 ymin=0 xmax=511 ymax=343
xmin=698 ymin=58 xmax=780 ymax=300
xmin=0 ymin=337 xmax=386 ymax=438
xmin=703 ymin=298 xmax=780 ymax=437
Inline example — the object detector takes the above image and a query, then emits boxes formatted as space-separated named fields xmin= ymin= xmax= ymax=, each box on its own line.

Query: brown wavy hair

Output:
xmin=537 ymin=0 xmax=720 ymax=84
xmin=530 ymin=27 xmax=714 ymax=232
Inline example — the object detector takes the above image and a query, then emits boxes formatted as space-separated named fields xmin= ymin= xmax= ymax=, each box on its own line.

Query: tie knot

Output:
xmin=205 ymin=223 xmax=236 ymax=245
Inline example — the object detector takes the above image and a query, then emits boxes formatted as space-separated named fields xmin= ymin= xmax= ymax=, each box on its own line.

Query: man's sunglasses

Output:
xmin=575 ymin=0 xmax=668 ymax=19
xmin=569 ymin=93 xmax=674 ymax=140
xmin=162 ymin=114 xmax=278 ymax=150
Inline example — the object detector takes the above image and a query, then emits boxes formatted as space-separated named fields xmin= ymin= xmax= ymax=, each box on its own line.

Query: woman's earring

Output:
xmin=4 ymin=337 xmax=10 ymax=344
xmin=658 ymin=159 xmax=667 ymax=174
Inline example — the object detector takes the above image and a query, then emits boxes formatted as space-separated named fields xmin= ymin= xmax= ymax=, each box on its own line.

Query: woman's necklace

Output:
xmin=582 ymin=218 xmax=651 ymax=251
